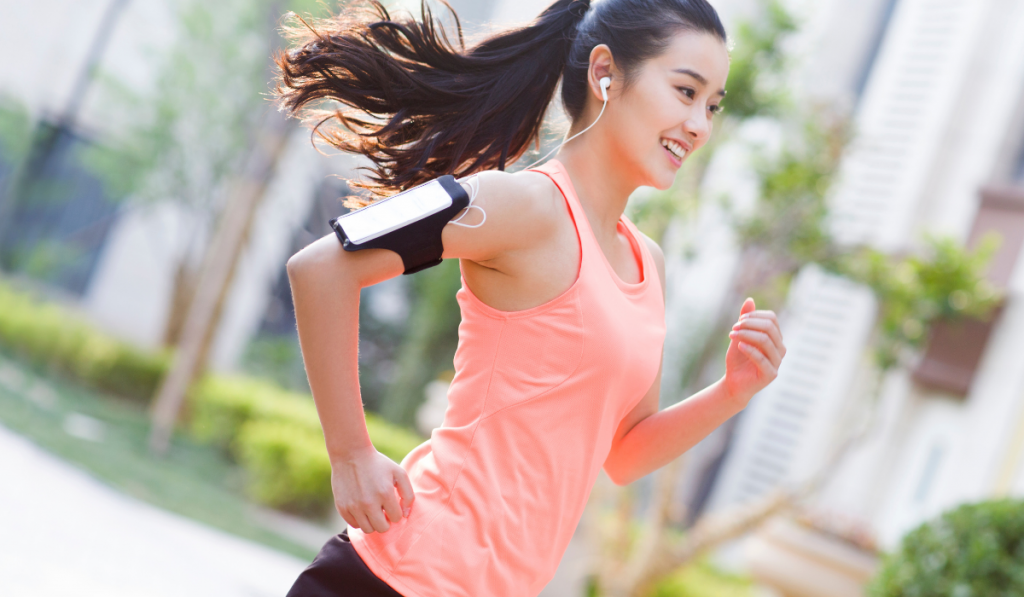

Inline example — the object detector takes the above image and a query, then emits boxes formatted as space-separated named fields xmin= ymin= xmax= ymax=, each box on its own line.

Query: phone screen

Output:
xmin=338 ymin=180 xmax=453 ymax=244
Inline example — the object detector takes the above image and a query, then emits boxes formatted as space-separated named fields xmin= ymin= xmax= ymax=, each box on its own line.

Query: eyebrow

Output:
xmin=673 ymin=68 xmax=727 ymax=96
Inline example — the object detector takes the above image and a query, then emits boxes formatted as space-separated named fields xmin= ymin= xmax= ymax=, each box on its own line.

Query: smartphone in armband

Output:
xmin=329 ymin=175 xmax=470 ymax=275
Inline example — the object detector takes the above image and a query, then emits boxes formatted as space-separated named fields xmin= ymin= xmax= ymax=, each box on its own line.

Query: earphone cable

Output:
xmin=522 ymin=90 xmax=609 ymax=171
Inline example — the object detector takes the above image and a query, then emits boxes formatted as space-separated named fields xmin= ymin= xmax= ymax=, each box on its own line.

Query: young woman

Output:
xmin=276 ymin=0 xmax=786 ymax=595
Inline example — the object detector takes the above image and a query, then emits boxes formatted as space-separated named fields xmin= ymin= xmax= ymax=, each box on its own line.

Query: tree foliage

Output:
xmin=720 ymin=0 xmax=797 ymax=120
xmin=83 ymin=0 xmax=321 ymax=207
xmin=0 ymin=95 xmax=33 ymax=164
xmin=834 ymin=236 xmax=1002 ymax=370
xmin=868 ymin=499 xmax=1024 ymax=597
xmin=734 ymin=118 xmax=1003 ymax=372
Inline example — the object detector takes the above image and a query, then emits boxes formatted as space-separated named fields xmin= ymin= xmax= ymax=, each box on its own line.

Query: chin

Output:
xmin=649 ymin=168 xmax=676 ymax=191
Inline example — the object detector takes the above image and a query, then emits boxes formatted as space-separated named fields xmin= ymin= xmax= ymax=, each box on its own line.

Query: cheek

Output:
xmin=625 ymin=92 xmax=677 ymax=146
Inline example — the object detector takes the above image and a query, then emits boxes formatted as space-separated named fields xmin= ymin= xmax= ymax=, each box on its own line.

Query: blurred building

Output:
xmin=673 ymin=0 xmax=1024 ymax=591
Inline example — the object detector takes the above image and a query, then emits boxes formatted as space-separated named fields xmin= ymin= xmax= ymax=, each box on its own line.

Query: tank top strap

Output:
xmin=526 ymin=159 xmax=588 ymax=231
xmin=526 ymin=158 xmax=596 ymax=276
xmin=528 ymin=158 xmax=656 ymax=296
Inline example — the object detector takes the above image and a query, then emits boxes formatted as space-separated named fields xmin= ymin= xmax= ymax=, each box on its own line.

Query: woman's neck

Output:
xmin=554 ymin=142 xmax=638 ymax=239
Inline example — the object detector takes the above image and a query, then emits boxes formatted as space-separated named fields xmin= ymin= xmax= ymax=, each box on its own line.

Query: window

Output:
xmin=854 ymin=0 xmax=901 ymax=105
xmin=0 ymin=121 xmax=122 ymax=297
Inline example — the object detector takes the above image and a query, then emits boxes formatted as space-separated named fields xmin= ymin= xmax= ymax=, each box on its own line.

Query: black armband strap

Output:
xmin=328 ymin=176 xmax=470 ymax=275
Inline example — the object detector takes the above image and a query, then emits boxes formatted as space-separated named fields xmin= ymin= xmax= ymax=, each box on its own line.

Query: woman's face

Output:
xmin=601 ymin=30 xmax=730 ymax=190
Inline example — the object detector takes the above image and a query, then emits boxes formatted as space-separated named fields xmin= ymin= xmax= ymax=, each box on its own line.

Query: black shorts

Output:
xmin=286 ymin=528 xmax=406 ymax=597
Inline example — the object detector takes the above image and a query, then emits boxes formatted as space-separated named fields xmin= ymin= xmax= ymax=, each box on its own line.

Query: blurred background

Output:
xmin=1 ymin=0 xmax=1023 ymax=595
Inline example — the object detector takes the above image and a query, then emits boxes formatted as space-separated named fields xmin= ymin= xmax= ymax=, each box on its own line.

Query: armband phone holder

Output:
xmin=329 ymin=175 xmax=470 ymax=275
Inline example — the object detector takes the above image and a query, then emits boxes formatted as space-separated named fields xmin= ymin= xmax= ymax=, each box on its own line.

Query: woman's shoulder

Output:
xmin=441 ymin=168 xmax=567 ymax=265
xmin=476 ymin=168 xmax=566 ymax=220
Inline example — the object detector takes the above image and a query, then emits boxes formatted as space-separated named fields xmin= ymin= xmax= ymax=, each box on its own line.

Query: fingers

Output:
xmin=729 ymin=328 xmax=782 ymax=366
xmin=331 ymin=451 xmax=417 ymax=536
xmin=732 ymin=316 xmax=785 ymax=353
xmin=381 ymin=486 xmax=404 ymax=527
xmin=737 ymin=341 xmax=779 ymax=379
xmin=730 ymin=305 xmax=785 ymax=378
xmin=364 ymin=502 xmax=392 ymax=534
xmin=393 ymin=467 xmax=416 ymax=518
xmin=337 ymin=506 xmax=359 ymax=530
xmin=342 ymin=504 xmax=393 ymax=534
xmin=345 ymin=488 xmax=397 ymax=534
xmin=351 ymin=510 xmax=376 ymax=534
xmin=739 ymin=297 xmax=756 ymax=317
xmin=739 ymin=309 xmax=779 ymax=327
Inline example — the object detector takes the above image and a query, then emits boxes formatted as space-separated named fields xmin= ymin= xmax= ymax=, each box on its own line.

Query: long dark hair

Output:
xmin=272 ymin=0 xmax=726 ymax=205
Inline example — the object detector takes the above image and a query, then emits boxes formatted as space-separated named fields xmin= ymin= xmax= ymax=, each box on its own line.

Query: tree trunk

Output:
xmin=148 ymin=109 xmax=294 ymax=454
xmin=161 ymin=259 xmax=201 ymax=348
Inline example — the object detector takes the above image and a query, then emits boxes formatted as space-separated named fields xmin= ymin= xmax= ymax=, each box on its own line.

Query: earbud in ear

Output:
xmin=600 ymin=76 xmax=611 ymax=102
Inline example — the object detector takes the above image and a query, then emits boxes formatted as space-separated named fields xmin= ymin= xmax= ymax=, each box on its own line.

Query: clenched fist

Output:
xmin=723 ymin=297 xmax=786 ymax=405
xmin=332 ymin=446 xmax=416 ymax=534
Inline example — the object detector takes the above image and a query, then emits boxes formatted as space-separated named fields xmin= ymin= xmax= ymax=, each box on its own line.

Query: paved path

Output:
xmin=0 ymin=417 xmax=597 ymax=596
xmin=0 ymin=423 xmax=309 ymax=597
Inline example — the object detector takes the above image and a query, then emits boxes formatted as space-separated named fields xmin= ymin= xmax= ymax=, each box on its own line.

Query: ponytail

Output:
xmin=273 ymin=0 xmax=590 ymax=205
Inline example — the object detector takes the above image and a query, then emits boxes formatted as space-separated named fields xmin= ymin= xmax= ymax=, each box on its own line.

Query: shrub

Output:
xmin=365 ymin=411 xmax=426 ymax=464
xmin=235 ymin=419 xmax=334 ymax=514
xmin=0 ymin=277 xmax=425 ymax=515
xmin=0 ymin=279 xmax=171 ymax=400
xmin=868 ymin=499 xmax=1024 ymax=596
xmin=649 ymin=559 xmax=754 ymax=597
xmin=189 ymin=374 xmax=295 ymax=450
xmin=188 ymin=372 xmax=425 ymax=513
xmin=74 ymin=333 xmax=171 ymax=399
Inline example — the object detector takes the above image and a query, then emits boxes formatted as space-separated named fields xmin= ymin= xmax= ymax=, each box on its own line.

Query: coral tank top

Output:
xmin=348 ymin=158 xmax=667 ymax=597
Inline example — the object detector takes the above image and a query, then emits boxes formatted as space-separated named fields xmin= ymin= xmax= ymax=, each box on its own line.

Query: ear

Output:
xmin=587 ymin=44 xmax=618 ymax=102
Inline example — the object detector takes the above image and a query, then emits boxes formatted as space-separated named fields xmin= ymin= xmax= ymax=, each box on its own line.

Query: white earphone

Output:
xmin=523 ymin=76 xmax=611 ymax=169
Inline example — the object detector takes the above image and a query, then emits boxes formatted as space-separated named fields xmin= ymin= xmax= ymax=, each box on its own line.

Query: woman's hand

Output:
xmin=331 ymin=446 xmax=415 ymax=534
xmin=723 ymin=297 xmax=786 ymax=407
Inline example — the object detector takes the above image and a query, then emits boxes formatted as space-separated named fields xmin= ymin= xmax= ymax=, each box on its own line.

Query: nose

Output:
xmin=682 ymin=107 xmax=711 ymax=145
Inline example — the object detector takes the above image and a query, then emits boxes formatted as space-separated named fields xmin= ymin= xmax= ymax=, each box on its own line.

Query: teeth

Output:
xmin=661 ymin=138 xmax=687 ymax=160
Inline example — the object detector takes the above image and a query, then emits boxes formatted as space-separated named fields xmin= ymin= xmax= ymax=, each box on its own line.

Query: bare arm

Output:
xmin=602 ymin=237 xmax=786 ymax=486
xmin=286 ymin=170 xmax=557 ymax=533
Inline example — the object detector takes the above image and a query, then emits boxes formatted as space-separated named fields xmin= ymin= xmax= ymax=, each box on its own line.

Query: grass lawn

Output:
xmin=0 ymin=351 xmax=321 ymax=561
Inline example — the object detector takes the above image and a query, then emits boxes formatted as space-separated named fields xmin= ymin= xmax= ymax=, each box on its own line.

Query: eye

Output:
xmin=675 ymin=86 xmax=695 ymax=100
xmin=708 ymin=104 xmax=723 ymax=116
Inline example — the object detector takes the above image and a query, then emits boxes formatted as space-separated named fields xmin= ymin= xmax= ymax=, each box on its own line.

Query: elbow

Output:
xmin=603 ymin=460 xmax=634 ymax=487
xmin=285 ymin=249 xmax=310 ymax=280
xmin=611 ymin=471 xmax=636 ymax=487
xmin=286 ymin=235 xmax=354 ymax=286
xmin=285 ymin=250 xmax=315 ymax=290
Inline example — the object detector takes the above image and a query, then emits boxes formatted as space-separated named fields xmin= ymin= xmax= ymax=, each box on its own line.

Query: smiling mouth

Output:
xmin=661 ymin=138 xmax=688 ymax=161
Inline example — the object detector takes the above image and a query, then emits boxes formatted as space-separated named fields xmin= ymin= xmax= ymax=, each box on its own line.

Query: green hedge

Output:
xmin=868 ymin=499 xmax=1024 ymax=596
xmin=235 ymin=420 xmax=334 ymax=515
xmin=188 ymin=373 xmax=425 ymax=513
xmin=0 ymin=281 xmax=171 ymax=400
xmin=0 ymin=277 xmax=425 ymax=515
